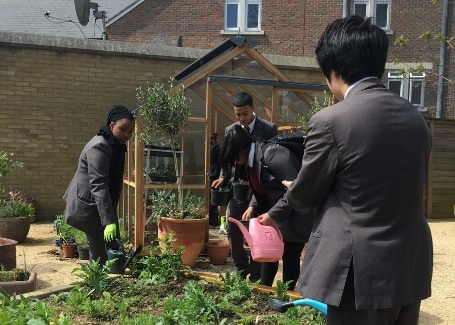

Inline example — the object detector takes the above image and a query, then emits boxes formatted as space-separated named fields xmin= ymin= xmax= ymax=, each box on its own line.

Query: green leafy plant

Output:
xmin=73 ymin=228 xmax=89 ymax=249
xmin=131 ymin=232 xmax=184 ymax=285
xmin=71 ymin=258 xmax=114 ymax=295
xmin=54 ymin=213 xmax=78 ymax=243
xmin=300 ymin=91 xmax=334 ymax=130
xmin=0 ymin=293 xmax=70 ymax=324
xmin=0 ymin=201 xmax=35 ymax=218
xmin=162 ymin=279 xmax=223 ymax=323
xmin=219 ymin=270 xmax=257 ymax=301
xmin=146 ymin=191 xmax=178 ymax=223
xmin=0 ymin=151 xmax=23 ymax=189
xmin=0 ymin=153 xmax=35 ymax=219
xmin=275 ymin=279 xmax=292 ymax=301
xmin=147 ymin=191 xmax=206 ymax=220
xmin=137 ymin=78 xmax=191 ymax=211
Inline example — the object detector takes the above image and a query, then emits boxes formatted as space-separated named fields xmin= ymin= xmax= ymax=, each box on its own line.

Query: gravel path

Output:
xmin=16 ymin=219 xmax=455 ymax=324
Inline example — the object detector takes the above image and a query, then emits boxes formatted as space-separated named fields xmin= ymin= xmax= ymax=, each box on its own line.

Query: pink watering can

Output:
xmin=228 ymin=217 xmax=284 ymax=262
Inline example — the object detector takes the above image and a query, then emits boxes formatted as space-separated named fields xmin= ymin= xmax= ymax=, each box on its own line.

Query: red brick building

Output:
xmin=107 ymin=0 xmax=454 ymax=118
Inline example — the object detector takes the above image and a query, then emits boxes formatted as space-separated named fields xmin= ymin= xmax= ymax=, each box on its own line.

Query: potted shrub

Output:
xmin=136 ymin=78 xmax=191 ymax=210
xmin=74 ymin=228 xmax=90 ymax=260
xmin=54 ymin=213 xmax=77 ymax=258
xmin=0 ymin=201 xmax=35 ymax=243
xmin=0 ymin=151 xmax=35 ymax=243
xmin=137 ymin=79 xmax=209 ymax=266
xmin=151 ymin=191 xmax=208 ymax=267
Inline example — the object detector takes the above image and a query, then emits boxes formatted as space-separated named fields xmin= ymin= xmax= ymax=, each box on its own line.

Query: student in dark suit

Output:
xmin=212 ymin=91 xmax=278 ymax=281
xmin=64 ymin=105 xmax=135 ymax=265
xmin=220 ymin=124 xmax=315 ymax=290
xmin=283 ymin=16 xmax=433 ymax=324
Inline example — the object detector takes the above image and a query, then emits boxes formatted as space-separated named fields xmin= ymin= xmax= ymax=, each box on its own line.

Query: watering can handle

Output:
xmin=269 ymin=222 xmax=283 ymax=242
xmin=105 ymin=238 xmax=124 ymax=254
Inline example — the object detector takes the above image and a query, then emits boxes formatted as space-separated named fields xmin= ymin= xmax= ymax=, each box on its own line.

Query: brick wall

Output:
xmin=0 ymin=32 xmax=321 ymax=221
xmin=0 ymin=33 xmax=196 ymax=221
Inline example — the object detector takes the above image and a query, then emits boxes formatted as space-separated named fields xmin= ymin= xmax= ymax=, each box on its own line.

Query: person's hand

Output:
xmin=104 ymin=224 xmax=117 ymax=242
xmin=242 ymin=207 xmax=254 ymax=220
xmin=282 ymin=180 xmax=293 ymax=188
xmin=211 ymin=177 xmax=225 ymax=189
xmin=258 ymin=213 xmax=273 ymax=226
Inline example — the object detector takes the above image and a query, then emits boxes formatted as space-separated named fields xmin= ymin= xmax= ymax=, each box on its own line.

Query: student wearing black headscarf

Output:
xmin=64 ymin=105 xmax=135 ymax=264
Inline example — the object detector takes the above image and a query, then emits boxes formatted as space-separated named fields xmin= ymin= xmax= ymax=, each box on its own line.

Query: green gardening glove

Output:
xmin=104 ymin=224 xmax=117 ymax=242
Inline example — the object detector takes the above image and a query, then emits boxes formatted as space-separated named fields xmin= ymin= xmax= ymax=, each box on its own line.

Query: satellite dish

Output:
xmin=74 ymin=0 xmax=91 ymax=26
xmin=73 ymin=0 xmax=107 ymax=39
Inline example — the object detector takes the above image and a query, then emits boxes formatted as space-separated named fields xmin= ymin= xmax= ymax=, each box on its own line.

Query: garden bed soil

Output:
xmin=15 ymin=220 xmax=455 ymax=324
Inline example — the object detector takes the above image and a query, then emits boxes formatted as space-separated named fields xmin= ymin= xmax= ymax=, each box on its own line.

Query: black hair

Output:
xmin=315 ymin=15 xmax=389 ymax=84
xmin=106 ymin=105 xmax=134 ymax=126
xmin=233 ymin=91 xmax=254 ymax=107
xmin=219 ymin=124 xmax=253 ymax=170
xmin=210 ymin=132 xmax=218 ymax=141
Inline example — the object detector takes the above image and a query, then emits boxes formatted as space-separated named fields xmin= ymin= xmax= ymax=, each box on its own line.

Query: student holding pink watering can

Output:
xmin=219 ymin=124 xmax=315 ymax=290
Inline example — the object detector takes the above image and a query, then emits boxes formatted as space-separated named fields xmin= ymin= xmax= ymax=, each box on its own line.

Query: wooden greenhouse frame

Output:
xmin=120 ymin=38 xmax=328 ymax=249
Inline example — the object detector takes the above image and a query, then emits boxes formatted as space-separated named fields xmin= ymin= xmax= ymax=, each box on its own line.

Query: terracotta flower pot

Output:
xmin=0 ymin=238 xmax=18 ymax=270
xmin=61 ymin=242 xmax=77 ymax=258
xmin=157 ymin=217 xmax=208 ymax=267
xmin=205 ymin=241 xmax=230 ymax=265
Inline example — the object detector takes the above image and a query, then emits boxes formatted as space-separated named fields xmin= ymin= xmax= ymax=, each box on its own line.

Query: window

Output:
xmin=387 ymin=71 xmax=426 ymax=110
xmin=224 ymin=0 xmax=262 ymax=33
xmin=354 ymin=0 xmax=390 ymax=30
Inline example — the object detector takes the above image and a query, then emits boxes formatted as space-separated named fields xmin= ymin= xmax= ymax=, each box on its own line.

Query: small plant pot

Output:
xmin=210 ymin=187 xmax=232 ymax=206
xmin=77 ymin=245 xmax=90 ymax=260
xmin=55 ymin=239 xmax=61 ymax=247
xmin=61 ymin=242 xmax=77 ymax=258
xmin=232 ymin=182 xmax=252 ymax=202
xmin=0 ymin=238 xmax=18 ymax=270
xmin=205 ymin=241 xmax=230 ymax=265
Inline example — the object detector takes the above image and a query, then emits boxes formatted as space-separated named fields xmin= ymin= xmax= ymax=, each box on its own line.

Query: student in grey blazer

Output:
xmin=64 ymin=105 xmax=135 ymax=265
xmin=283 ymin=16 xmax=433 ymax=324
xmin=212 ymin=91 xmax=278 ymax=281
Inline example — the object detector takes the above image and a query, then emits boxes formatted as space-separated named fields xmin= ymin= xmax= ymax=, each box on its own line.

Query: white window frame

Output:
xmin=353 ymin=0 xmax=391 ymax=30
xmin=222 ymin=0 xmax=263 ymax=35
xmin=387 ymin=71 xmax=426 ymax=111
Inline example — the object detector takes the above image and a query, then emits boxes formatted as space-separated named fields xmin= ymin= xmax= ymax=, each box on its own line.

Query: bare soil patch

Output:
xmin=16 ymin=219 xmax=455 ymax=324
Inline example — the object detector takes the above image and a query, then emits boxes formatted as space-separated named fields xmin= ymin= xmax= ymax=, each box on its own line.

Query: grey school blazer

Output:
xmin=287 ymin=78 xmax=433 ymax=309
xmin=63 ymin=135 xmax=119 ymax=236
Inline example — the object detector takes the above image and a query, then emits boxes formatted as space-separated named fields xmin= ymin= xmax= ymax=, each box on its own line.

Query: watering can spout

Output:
xmin=228 ymin=217 xmax=284 ymax=262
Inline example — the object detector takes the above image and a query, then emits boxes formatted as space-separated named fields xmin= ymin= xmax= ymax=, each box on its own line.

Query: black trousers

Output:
xmin=227 ymin=199 xmax=261 ymax=281
xmin=328 ymin=262 xmax=421 ymax=325
xmin=261 ymin=241 xmax=305 ymax=291
xmin=86 ymin=229 xmax=108 ymax=265
xmin=209 ymin=176 xmax=220 ymax=226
